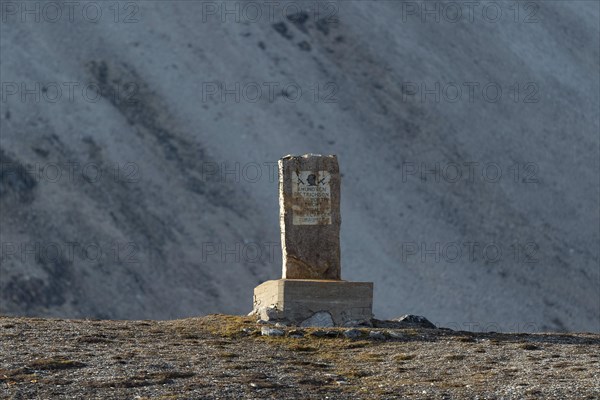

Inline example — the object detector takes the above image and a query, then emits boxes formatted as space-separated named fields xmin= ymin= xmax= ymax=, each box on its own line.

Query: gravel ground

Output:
xmin=1 ymin=315 xmax=598 ymax=399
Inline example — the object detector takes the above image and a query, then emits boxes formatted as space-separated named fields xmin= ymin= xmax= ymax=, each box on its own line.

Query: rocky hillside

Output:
xmin=1 ymin=315 xmax=599 ymax=399
xmin=1 ymin=1 xmax=599 ymax=332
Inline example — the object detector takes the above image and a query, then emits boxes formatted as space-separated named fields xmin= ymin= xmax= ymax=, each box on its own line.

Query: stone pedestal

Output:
xmin=253 ymin=279 xmax=373 ymax=326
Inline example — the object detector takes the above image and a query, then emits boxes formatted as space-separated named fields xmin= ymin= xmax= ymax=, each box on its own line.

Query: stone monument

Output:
xmin=251 ymin=154 xmax=373 ymax=326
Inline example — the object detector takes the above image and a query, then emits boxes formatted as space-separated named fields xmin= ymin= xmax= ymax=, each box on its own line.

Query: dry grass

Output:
xmin=395 ymin=353 xmax=416 ymax=361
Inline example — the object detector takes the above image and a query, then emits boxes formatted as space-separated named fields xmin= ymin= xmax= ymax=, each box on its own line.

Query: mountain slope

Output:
xmin=0 ymin=1 xmax=598 ymax=332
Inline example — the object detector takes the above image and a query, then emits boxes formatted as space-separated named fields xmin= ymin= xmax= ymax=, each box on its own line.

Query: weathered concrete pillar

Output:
xmin=279 ymin=154 xmax=341 ymax=280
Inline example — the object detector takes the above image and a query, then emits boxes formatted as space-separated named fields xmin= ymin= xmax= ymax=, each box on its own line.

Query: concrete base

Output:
xmin=251 ymin=279 xmax=373 ymax=326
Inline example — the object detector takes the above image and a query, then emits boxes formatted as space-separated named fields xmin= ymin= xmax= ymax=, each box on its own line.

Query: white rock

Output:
xmin=300 ymin=311 xmax=335 ymax=328
xmin=343 ymin=329 xmax=361 ymax=339
xmin=258 ymin=306 xmax=281 ymax=321
xmin=387 ymin=330 xmax=404 ymax=339
xmin=369 ymin=331 xmax=386 ymax=340
xmin=261 ymin=326 xmax=284 ymax=337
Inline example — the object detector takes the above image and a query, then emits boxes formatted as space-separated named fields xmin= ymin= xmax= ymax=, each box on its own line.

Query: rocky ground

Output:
xmin=1 ymin=315 xmax=598 ymax=399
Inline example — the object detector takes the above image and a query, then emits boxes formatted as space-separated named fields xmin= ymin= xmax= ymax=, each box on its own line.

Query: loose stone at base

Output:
xmin=393 ymin=315 xmax=436 ymax=329
xmin=288 ymin=329 xmax=305 ymax=338
xmin=261 ymin=327 xmax=285 ymax=336
xmin=343 ymin=329 xmax=362 ymax=339
xmin=386 ymin=330 xmax=405 ymax=339
xmin=300 ymin=311 xmax=335 ymax=328
xmin=369 ymin=331 xmax=386 ymax=340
